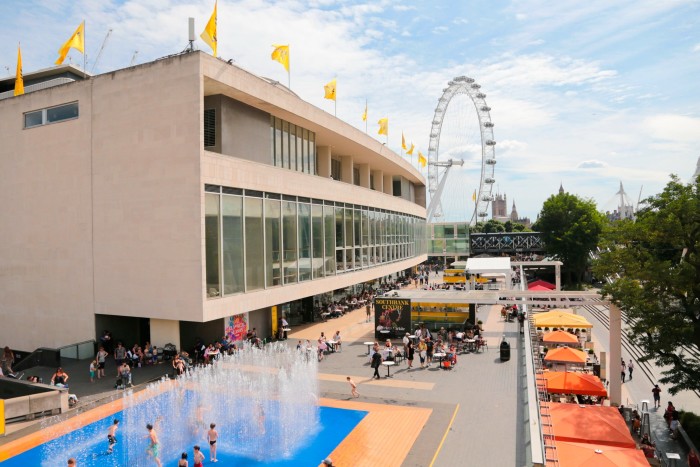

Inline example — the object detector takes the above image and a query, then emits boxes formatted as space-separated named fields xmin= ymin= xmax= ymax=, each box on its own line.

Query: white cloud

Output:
xmin=432 ymin=25 xmax=448 ymax=34
xmin=578 ymin=160 xmax=609 ymax=169
xmin=643 ymin=114 xmax=700 ymax=143
xmin=693 ymin=43 xmax=700 ymax=52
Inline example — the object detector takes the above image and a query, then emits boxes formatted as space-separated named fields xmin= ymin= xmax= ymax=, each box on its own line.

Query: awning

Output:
xmin=528 ymin=279 xmax=556 ymax=290
xmin=534 ymin=310 xmax=593 ymax=329
xmin=543 ymin=331 xmax=580 ymax=345
xmin=545 ymin=403 xmax=636 ymax=448
xmin=550 ymin=440 xmax=648 ymax=467
xmin=545 ymin=347 xmax=588 ymax=364
xmin=529 ymin=284 xmax=552 ymax=291
xmin=539 ymin=371 xmax=607 ymax=397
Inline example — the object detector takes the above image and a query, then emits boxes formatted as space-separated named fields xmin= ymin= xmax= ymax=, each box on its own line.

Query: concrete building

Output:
xmin=0 ymin=51 xmax=427 ymax=353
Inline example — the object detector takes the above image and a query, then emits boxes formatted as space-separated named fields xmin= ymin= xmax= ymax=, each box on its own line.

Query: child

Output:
xmin=90 ymin=360 xmax=97 ymax=383
xmin=178 ymin=452 xmax=188 ymax=467
xmin=207 ymin=423 xmax=218 ymax=462
xmin=193 ymin=445 xmax=205 ymax=467
xmin=347 ymin=376 xmax=359 ymax=398
xmin=107 ymin=419 xmax=119 ymax=453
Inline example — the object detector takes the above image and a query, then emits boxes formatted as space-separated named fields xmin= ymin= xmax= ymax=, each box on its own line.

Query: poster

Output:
xmin=374 ymin=297 xmax=411 ymax=338
xmin=225 ymin=313 xmax=249 ymax=343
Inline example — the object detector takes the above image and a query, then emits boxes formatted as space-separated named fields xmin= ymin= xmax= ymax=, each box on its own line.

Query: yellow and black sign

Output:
xmin=374 ymin=298 xmax=411 ymax=337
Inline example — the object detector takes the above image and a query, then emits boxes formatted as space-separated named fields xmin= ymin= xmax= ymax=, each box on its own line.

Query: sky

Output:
xmin=2 ymin=0 xmax=699 ymax=222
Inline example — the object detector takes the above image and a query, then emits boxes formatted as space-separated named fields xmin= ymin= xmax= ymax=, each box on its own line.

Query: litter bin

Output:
xmin=500 ymin=337 xmax=510 ymax=362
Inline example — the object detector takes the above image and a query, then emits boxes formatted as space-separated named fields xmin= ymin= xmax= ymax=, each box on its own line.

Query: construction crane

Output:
xmin=129 ymin=51 xmax=139 ymax=67
xmin=91 ymin=29 xmax=113 ymax=73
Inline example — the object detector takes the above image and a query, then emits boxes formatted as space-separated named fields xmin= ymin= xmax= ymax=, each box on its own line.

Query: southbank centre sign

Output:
xmin=374 ymin=297 xmax=411 ymax=338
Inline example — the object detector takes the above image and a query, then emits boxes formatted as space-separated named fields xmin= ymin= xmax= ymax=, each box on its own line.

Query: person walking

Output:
xmin=347 ymin=376 xmax=359 ymax=398
xmin=652 ymin=384 xmax=662 ymax=408
xmin=365 ymin=304 xmax=371 ymax=323
xmin=406 ymin=340 xmax=415 ymax=369
xmin=621 ymin=362 xmax=626 ymax=383
xmin=628 ymin=359 xmax=634 ymax=380
xmin=371 ymin=349 xmax=382 ymax=379
xmin=107 ymin=419 xmax=119 ymax=454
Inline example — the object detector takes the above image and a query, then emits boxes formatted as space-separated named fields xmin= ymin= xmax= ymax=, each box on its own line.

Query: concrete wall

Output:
xmin=0 ymin=79 xmax=95 ymax=351
xmin=150 ymin=318 xmax=181 ymax=350
xmin=91 ymin=55 xmax=204 ymax=323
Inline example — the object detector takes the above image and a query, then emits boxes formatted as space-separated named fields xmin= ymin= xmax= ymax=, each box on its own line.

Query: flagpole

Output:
xmin=365 ymin=99 xmax=368 ymax=133
xmin=83 ymin=20 xmax=87 ymax=79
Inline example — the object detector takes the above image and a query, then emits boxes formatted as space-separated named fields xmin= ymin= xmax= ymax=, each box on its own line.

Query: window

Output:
xmin=270 ymin=116 xmax=316 ymax=175
xmin=204 ymin=109 xmax=216 ymax=147
xmin=24 ymin=102 xmax=79 ymax=129
xmin=353 ymin=167 xmax=360 ymax=186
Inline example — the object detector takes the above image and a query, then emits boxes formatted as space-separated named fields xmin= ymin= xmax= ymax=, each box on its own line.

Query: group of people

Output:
xmin=620 ymin=357 xmax=634 ymax=383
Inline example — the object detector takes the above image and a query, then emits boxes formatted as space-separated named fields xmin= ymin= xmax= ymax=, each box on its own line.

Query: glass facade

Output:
xmin=271 ymin=116 xmax=317 ymax=175
xmin=205 ymin=185 xmax=427 ymax=299
xmin=429 ymin=222 xmax=470 ymax=257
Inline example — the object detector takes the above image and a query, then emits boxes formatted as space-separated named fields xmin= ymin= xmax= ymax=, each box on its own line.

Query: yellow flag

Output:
xmin=14 ymin=44 xmax=24 ymax=96
xmin=407 ymin=143 xmax=415 ymax=155
xmin=401 ymin=133 xmax=407 ymax=150
xmin=472 ymin=189 xmax=477 ymax=202
xmin=55 ymin=21 xmax=85 ymax=65
xmin=200 ymin=1 xmax=217 ymax=56
xmin=362 ymin=102 xmax=367 ymax=121
xmin=378 ymin=117 xmax=388 ymax=136
xmin=324 ymin=78 xmax=336 ymax=101
xmin=418 ymin=152 xmax=427 ymax=167
xmin=271 ymin=44 xmax=290 ymax=72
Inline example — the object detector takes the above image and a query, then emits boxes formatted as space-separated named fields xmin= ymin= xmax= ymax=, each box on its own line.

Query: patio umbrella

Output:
xmin=538 ymin=372 xmax=607 ymax=397
xmin=544 ymin=403 xmax=636 ymax=448
xmin=551 ymin=441 xmax=648 ymax=467
xmin=544 ymin=347 xmax=588 ymax=365
xmin=529 ymin=284 xmax=552 ymax=291
xmin=534 ymin=310 xmax=593 ymax=330
xmin=543 ymin=331 xmax=579 ymax=345
xmin=529 ymin=279 xmax=556 ymax=290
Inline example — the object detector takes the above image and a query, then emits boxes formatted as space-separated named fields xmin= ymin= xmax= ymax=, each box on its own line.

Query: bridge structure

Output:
xmin=469 ymin=231 xmax=544 ymax=255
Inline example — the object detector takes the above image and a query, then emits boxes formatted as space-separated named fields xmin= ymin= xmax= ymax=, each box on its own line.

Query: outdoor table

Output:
xmin=465 ymin=339 xmax=477 ymax=352
xmin=364 ymin=341 xmax=375 ymax=355
xmin=666 ymin=452 xmax=680 ymax=467
xmin=408 ymin=334 xmax=417 ymax=344
xmin=381 ymin=361 xmax=396 ymax=378
xmin=321 ymin=312 xmax=331 ymax=320
xmin=326 ymin=340 xmax=337 ymax=352
xmin=433 ymin=352 xmax=446 ymax=368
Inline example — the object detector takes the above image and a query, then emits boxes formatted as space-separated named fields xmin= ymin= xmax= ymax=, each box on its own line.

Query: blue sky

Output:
xmin=2 ymin=0 xmax=699 ymax=222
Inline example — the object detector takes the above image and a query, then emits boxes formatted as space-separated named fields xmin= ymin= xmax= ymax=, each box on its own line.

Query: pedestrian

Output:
xmin=628 ymin=359 xmax=634 ymax=380
xmin=652 ymin=384 xmax=662 ymax=408
xmin=347 ymin=376 xmax=359 ymax=398
xmin=371 ymin=349 xmax=382 ymax=379
xmin=207 ymin=423 xmax=218 ymax=462
xmin=89 ymin=360 xmax=97 ymax=383
xmin=365 ymin=304 xmax=371 ymax=323
xmin=621 ymin=362 xmax=626 ymax=383
xmin=146 ymin=423 xmax=162 ymax=467
xmin=107 ymin=419 xmax=119 ymax=453
xmin=178 ymin=452 xmax=189 ymax=467
xmin=96 ymin=345 xmax=108 ymax=379
xmin=67 ymin=458 xmax=77 ymax=466
xmin=407 ymin=340 xmax=415 ymax=369
xmin=193 ymin=445 xmax=205 ymax=467
xmin=688 ymin=450 xmax=700 ymax=467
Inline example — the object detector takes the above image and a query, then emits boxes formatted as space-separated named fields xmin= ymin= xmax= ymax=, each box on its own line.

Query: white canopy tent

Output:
xmin=465 ymin=257 xmax=512 ymax=290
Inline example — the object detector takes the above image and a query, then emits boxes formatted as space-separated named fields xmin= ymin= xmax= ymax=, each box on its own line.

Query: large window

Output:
xmin=24 ymin=102 xmax=79 ymax=129
xmin=270 ymin=116 xmax=316 ymax=175
xmin=204 ymin=185 xmax=425 ymax=298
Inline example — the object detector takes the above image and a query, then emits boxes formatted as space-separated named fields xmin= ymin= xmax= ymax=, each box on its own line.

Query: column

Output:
xmin=555 ymin=264 xmax=561 ymax=291
xmin=317 ymin=146 xmax=331 ymax=178
xmin=371 ymin=169 xmax=383 ymax=192
xmin=383 ymin=174 xmax=393 ymax=195
xmin=340 ymin=156 xmax=353 ymax=184
xmin=150 ymin=318 xmax=181 ymax=351
xmin=608 ymin=303 xmax=622 ymax=406
xmin=358 ymin=163 xmax=370 ymax=189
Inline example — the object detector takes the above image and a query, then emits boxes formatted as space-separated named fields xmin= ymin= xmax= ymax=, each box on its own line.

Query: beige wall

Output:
xmin=91 ymin=55 xmax=204 ymax=323
xmin=0 ymin=82 xmax=95 ymax=350
xmin=149 ymin=318 xmax=181 ymax=350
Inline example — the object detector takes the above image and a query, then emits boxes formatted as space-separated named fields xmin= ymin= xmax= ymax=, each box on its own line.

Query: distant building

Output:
xmin=491 ymin=193 xmax=531 ymax=227
xmin=693 ymin=156 xmax=700 ymax=182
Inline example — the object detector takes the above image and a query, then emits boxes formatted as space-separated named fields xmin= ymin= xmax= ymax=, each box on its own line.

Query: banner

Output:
xmin=225 ymin=313 xmax=249 ymax=342
xmin=374 ymin=297 xmax=411 ymax=338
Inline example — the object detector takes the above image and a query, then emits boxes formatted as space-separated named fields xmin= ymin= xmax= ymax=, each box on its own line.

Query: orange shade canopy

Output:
xmin=539 ymin=372 xmax=607 ymax=397
xmin=543 ymin=330 xmax=579 ymax=345
xmin=550 ymin=440 xmax=648 ymax=467
xmin=544 ymin=346 xmax=588 ymax=364
xmin=545 ymin=403 xmax=636 ymax=448
xmin=529 ymin=284 xmax=552 ymax=291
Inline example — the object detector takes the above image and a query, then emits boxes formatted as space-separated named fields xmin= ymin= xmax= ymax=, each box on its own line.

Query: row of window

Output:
xmin=204 ymin=185 xmax=427 ymax=299
xmin=271 ymin=116 xmax=317 ymax=175
xmin=24 ymin=102 xmax=79 ymax=129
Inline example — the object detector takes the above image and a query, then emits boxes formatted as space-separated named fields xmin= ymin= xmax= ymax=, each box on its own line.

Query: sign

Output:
xmin=225 ymin=313 xmax=249 ymax=343
xmin=374 ymin=297 xmax=411 ymax=338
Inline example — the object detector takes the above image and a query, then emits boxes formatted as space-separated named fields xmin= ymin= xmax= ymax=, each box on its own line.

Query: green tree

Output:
xmin=534 ymin=192 xmax=606 ymax=284
xmin=593 ymin=176 xmax=700 ymax=394
xmin=483 ymin=219 xmax=506 ymax=233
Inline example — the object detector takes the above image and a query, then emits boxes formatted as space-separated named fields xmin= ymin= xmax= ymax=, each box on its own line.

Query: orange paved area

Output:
xmin=319 ymin=398 xmax=432 ymax=467
xmin=318 ymin=372 xmax=435 ymax=391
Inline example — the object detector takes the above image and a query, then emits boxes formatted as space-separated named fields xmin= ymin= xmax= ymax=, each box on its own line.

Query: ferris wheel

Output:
xmin=427 ymin=76 xmax=497 ymax=224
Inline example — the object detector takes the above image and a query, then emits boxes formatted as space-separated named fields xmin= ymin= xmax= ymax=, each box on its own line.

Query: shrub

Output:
xmin=680 ymin=411 xmax=700 ymax=450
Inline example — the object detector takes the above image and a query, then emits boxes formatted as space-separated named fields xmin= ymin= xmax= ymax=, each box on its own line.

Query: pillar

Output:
xmin=383 ymin=174 xmax=393 ymax=195
xmin=608 ymin=303 xmax=622 ymax=406
xmin=340 ymin=156 xmax=353 ymax=184
xmin=317 ymin=146 xmax=331 ymax=178
xmin=555 ymin=264 xmax=561 ymax=291
xmin=150 ymin=318 xmax=181 ymax=351
xmin=372 ymin=169 xmax=383 ymax=192
xmin=358 ymin=163 xmax=370 ymax=189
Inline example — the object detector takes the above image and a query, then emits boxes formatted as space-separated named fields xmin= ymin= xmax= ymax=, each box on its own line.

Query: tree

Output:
xmin=534 ymin=192 xmax=606 ymax=284
xmin=483 ymin=219 xmax=505 ymax=233
xmin=593 ymin=175 xmax=700 ymax=394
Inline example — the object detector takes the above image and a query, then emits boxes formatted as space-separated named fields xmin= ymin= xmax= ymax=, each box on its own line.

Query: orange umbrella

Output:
xmin=543 ymin=331 xmax=579 ymax=345
xmin=538 ymin=372 xmax=607 ymax=397
xmin=544 ymin=403 xmax=636 ymax=448
xmin=545 ymin=347 xmax=588 ymax=364
xmin=550 ymin=441 xmax=648 ymax=467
